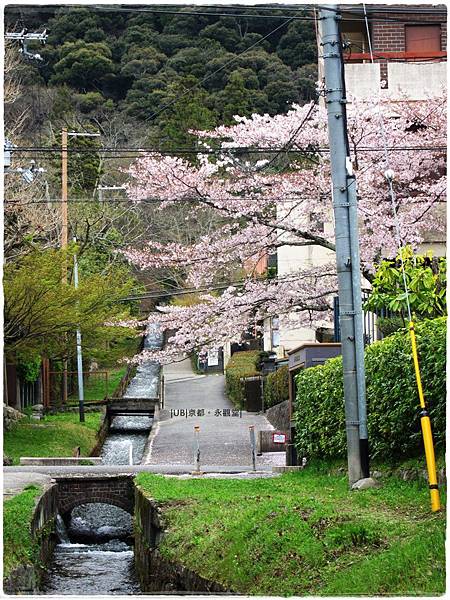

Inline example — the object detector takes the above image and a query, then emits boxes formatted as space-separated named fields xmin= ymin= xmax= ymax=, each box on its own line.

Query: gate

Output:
xmin=243 ymin=376 xmax=264 ymax=412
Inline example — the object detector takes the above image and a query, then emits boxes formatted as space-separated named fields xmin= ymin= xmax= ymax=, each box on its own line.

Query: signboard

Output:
xmin=207 ymin=348 xmax=219 ymax=366
xmin=272 ymin=432 xmax=286 ymax=444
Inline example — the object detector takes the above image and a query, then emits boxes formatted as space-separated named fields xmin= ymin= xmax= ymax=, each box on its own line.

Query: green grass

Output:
xmin=135 ymin=466 xmax=446 ymax=596
xmin=4 ymin=412 xmax=103 ymax=465
xmin=67 ymin=366 xmax=127 ymax=403
xmin=3 ymin=485 xmax=42 ymax=579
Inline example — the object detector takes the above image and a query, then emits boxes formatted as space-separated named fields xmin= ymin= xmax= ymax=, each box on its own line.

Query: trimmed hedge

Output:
xmin=263 ymin=366 xmax=289 ymax=409
xmin=293 ymin=317 xmax=446 ymax=461
xmin=225 ymin=350 xmax=261 ymax=408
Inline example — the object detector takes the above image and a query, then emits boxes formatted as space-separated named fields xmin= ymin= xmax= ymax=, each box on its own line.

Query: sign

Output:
xmin=272 ymin=432 xmax=286 ymax=444
xmin=207 ymin=348 xmax=219 ymax=366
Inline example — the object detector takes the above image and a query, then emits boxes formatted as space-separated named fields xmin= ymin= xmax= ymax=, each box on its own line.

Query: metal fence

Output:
xmin=333 ymin=293 xmax=398 ymax=346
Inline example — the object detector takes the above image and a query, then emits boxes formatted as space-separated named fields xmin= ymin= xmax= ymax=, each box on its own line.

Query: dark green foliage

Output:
xmin=17 ymin=354 xmax=42 ymax=383
xmin=293 ymin=317 xmax=446 ymax=461
xmin=225 ymin=350 xmax=261 ymax=408
xmin=365 ymin=246 xmax=447 ymax=319
xmin=51 ymin=41 xmax=115 ymax=89
xmin=276 ymin=20 xmax=318 ymax=68
xmin=263 ymin=365 xmax=289 ymax=409
xmin=6 ymin=5 xmax=318 ymax=137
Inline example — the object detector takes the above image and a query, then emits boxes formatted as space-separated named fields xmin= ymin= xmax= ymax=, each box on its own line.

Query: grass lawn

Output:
xmin=3 ymin=485 xmax=42 ymax=580
xmin=136 ymin=464 xmax=446 ymax=596
xmin=4 ymin=412 xmax=103 ymax=465
xmin=67 ymin=366 xmax=127 ymax=404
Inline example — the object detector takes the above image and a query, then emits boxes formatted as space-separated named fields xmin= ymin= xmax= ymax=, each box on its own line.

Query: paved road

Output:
xmin=144 ymin=358 xmax=285 ymax=468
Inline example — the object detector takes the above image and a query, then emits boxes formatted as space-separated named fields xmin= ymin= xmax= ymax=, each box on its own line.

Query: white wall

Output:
xmin=344 ymin=61 xmax=447 ymax=100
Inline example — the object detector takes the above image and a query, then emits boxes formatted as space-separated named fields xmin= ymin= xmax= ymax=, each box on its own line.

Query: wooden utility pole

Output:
xmin=61 ymin=127 xmax=68 ymax=404
xmin=61 ymin=127 xmax=68 ymax=250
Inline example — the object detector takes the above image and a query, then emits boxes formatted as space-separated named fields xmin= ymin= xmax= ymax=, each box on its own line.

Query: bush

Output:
xmin=225 ymin=350 xmax=261 ymax=408
xmin=293 ymin=317 xmax=446 ymax=461
xmin=263 ymin=366 xmax=289 ymax=409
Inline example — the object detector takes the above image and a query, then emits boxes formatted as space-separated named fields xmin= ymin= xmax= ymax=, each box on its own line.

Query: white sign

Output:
xmin=272 ymin=432 xmax=286 ymax=444
xmin=207 ymin=349 xmax=219 ymax=366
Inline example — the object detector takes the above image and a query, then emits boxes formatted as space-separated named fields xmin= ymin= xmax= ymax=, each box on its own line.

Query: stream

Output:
xmin=41 ymin=325 xmax=161 ymax=595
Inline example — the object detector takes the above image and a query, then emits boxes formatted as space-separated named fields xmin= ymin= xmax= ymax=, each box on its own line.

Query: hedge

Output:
xmin=263 ymin=366 xmax=289 ymax=409
xmin=225 ymin=350 xmax=261 ymax=408
xmin=293 ymin=317 xmax=446 ymax=461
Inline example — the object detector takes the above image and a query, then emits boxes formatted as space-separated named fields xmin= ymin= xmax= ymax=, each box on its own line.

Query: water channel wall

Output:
xmin=134 ymin=486 xmax=228 ymax=593
xmin=3 ymin=483 xmax=59 ymax=595
xmin=90 ymin=409 xmax=111 ymax=457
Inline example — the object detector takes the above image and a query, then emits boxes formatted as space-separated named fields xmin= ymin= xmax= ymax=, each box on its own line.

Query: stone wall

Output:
xmin=3 ymin=483 xmax=58 ymax=594
xmin=134 ymin=486 xmax=228 ymax=593
xmin=266 ymin=400 xmax=289 ymax=433
xmin=3 ymin=403 xmax=25 ymax=431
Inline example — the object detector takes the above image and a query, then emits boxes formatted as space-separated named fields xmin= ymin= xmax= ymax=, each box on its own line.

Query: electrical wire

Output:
xmin=9 ymin=145 xmax=446 ymax=154
xmin=142 ymin=15 xmax=297 ymax=123
xmin=7 ymin=4 xmax=447 ymax=25
xmin=362 ymin=3 xmax=412 ymax=321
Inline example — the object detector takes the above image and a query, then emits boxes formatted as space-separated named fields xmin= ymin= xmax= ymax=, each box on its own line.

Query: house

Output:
xmin=265 ymin=3 xmax=447 ymax=357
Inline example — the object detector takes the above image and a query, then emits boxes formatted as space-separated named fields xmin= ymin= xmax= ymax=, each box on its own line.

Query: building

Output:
xmin=265 ymin=3 xmax=447 ymax=357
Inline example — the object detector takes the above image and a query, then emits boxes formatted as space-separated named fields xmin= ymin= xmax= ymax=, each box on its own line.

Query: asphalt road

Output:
xmin=144 ymin=358 xmax=285 ymax=468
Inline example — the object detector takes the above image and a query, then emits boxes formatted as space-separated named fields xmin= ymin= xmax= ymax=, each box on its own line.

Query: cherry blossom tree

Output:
xmin=122 ymin=93 xmax=446 ymax=362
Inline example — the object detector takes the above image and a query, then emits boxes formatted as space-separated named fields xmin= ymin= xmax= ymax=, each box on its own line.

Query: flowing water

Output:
xmin=41 ymin=325 xmax=162 ymax=594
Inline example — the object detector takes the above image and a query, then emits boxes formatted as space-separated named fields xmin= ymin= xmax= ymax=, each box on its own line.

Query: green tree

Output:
xmin=51 ymin=41 xmax=115 ymax=90
xmin=4 ymin=246 xmax=138 ymax=363
xmin=276 ymin=20 xmax=317 ymax=69
xmin=365 ymin=246 xmax=447 ymax=320
xmin=158 ymin=77 xmax=217 ymax=148
xmin=120 ymin=46 xmax=167 ymax=78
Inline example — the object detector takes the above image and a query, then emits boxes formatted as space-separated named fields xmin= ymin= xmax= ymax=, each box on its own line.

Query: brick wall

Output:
xmin=371 ymin=10 xmax=447 ymax=81
xmin=56 ymin=475 xmax=135 ymax=515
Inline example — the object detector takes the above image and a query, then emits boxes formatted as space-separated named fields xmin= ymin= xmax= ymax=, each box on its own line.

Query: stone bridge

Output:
xmin=106 ymin=398 xmax=159 ymax=418
xmin=55 ymin=474 xmax=135 ymax=515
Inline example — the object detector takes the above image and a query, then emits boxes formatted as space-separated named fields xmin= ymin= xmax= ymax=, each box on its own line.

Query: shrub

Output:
xmin=225 ymin=350 xmax=261 ymax=408
xmin=263 ymin=365 xmax=289 ymax=409
xmin=293 ymin=317 xmax=446 ymax=461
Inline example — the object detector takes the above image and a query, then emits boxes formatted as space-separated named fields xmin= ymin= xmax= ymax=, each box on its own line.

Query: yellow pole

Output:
xmin=409 ymin=321 xmax=441 ymax=512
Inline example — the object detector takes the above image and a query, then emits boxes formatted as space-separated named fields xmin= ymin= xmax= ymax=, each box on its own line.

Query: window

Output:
xmin=405 ymin=25 xmax=441 ymax=54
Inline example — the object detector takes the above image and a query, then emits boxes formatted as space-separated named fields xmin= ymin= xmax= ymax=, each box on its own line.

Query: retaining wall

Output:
xmin=134 ymin=486 xmax=228 ymax=593
xmin=266 ymin=400 xmax=289 ymax=433
xmin=3 ymin=483 xmax=58 ymax=594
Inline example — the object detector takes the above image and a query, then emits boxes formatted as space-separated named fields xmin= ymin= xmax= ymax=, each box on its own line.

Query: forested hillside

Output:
xmin=5 ymin=5 xmax=317 ymax=146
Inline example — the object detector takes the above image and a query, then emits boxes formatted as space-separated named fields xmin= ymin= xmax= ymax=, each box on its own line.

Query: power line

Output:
xmin=118 ymin=271 xmax=331 ymax=302
xmin=10 ymin=145 xmax=447 ymax=154
xmin=13 ymin=4 xmax=445 ymax=25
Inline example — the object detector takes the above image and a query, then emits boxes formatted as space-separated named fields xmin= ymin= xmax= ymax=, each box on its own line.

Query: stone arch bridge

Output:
xmin=55 ymin=474 xmax=135 ymax=516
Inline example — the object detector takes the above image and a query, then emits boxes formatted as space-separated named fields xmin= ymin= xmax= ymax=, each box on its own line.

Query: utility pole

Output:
xmin=61 ymin=128 xmax=69 ymax=405
xmin=73 ymin=238 xmax=85 ymax=423
xmin=61 ymin=128 xmax=68 ymax=250
xmin=319 ymin=5 xmax=369 ymax=485
xmin=60 ymin=129 xmax=100 ymax=405
xmin=5 ymin=29 xmax=48 ymax=61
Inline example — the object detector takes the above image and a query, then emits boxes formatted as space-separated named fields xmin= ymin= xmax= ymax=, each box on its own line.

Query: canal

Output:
xmin=41 ymin=325 xmax=161 ymax=595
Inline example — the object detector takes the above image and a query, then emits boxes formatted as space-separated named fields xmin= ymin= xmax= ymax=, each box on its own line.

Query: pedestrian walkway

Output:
xmin=144 ymin=358 xmax=285 ymax=467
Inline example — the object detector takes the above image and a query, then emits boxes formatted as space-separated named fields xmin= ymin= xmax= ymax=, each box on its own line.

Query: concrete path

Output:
xmin=144 ymin=358 xmax=285 ymax=468
xmin=3 ymin=472 xmax=53 ymax=499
